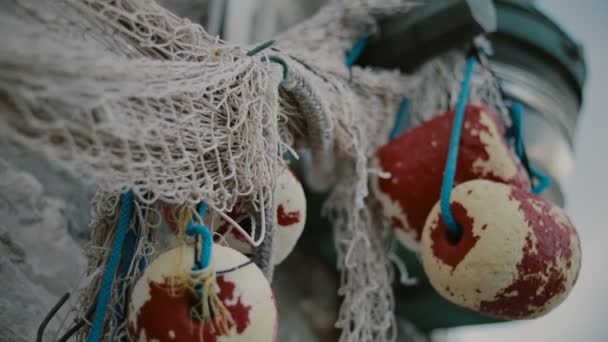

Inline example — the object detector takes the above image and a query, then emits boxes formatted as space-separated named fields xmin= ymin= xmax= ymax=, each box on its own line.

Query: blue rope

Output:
xmin=185 ymin=203 xmax=213 ymax=308
xmin=88 ymin=191 xmax=134 ymax=342
xmin=510 ymin=102 xmax=526 ymax=158
xmin=439 ymin=55 xmax=477 ymax=240
xmin=530 ymin=165 xmax=552 ymax=194
xmin=186 ymin=203 xmax=213 ymax=271
xmin=510 ymin=102 xmax=552 ymax=194
xmin=345 ymin=36 xmax=369 ymax=68
xmin=389 ymin=97 xmax=409 ymax=140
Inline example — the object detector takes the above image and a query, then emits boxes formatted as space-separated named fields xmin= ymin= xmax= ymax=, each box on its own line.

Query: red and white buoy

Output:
xmin=420 ymin=179 xmax=581 ymax=319
xmin=207 ymin=167 xmax=307 ymax=264
xmin=371 ymin=105 xmax=530 ymax=251
xmin=128 ymin=245 xmax=277 ymax=341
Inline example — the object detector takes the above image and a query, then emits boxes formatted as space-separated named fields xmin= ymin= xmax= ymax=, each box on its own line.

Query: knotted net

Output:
xmin=0 ymin=0 xmax=507 ymax=341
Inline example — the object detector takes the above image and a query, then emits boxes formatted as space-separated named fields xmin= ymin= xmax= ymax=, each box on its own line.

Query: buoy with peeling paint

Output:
xmin=420 ymin=179 xmax=581 ymax=319
xmin=128 ymin=244 xmax=277 ymax=341
xmin=206 ymin=167 xmax=307 ymax=264
xmin=371 ymin=105 xmax=530 ymax=252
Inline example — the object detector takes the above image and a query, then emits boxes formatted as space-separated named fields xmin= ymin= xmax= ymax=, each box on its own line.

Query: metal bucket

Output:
xmin=490 ymin=0 xmax=586 ymax=206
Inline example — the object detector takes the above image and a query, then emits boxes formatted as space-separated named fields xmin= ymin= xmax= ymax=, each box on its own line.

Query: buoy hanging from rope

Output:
xmin=269 ymin=168 xmax=306 ymax=264
xmin=205 ymin=167 xmax=306 ymax=264
xmin=371 ymin=105 xmax=530 ymax=251
xmin=420 ymin=179 xmax=581 ymax=319
xmin=128 ymin=244 xmax=277 ymax=342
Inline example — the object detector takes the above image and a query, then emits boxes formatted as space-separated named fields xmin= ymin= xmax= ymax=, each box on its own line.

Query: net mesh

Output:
xmin=74 ymin=191 xmax=159 ymax=341
xmin=407 ymin=50 xmax=509 ymax=127
xmin=0 ymin=0 xmax=286 ymax=217
xmin=274 ymin=3 xmax=417 ymax=340
xmin=0 ymin=0 xmax=508 ymax=341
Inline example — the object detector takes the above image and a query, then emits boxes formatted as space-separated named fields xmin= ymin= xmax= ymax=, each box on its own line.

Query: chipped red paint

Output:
xmin=478 ymin=187 xmax=580 ymax=319
xmin=216 ymin=276 xmax=252 ymax=333
xmin=277 ymin=205 xmax=301 ymax=226
xmin=131 ymin=275 xmax=252 ymax=341
xmin=430 ymin=202 xmax=479 ymax=270
xmin=375 ymin=105 xmax=530 ymax=243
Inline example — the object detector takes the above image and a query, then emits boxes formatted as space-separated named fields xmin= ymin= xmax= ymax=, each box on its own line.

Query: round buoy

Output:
xmin=128 ymin=245 xmax=277 ymax=341
xmin=371 ymin=105 xmax=530 ymax=251
xmin=207 ymin=167 xmax=306 ymax=264
xmin=272 ymin=168 xmax=307 ymax=264
xmin=420 ymin=179 xmax=581 ymax=319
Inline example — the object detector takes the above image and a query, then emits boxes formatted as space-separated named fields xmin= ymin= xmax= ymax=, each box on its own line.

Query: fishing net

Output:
xmin=0 ymin=0 xmax=507 ymax=341
xmin=74 ymin=191 xmax=159 ymax=340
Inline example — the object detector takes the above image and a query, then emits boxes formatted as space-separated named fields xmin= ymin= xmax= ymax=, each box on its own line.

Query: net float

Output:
xmin=420 ymin=179 xmax=581 ymax=319
xmin=371 ymin=105 xmax=530 ymax=251
xmin=205 ymin=167 xmax=307 ymax=264
xmin=128 ymin=244 xmax=277 ymax=341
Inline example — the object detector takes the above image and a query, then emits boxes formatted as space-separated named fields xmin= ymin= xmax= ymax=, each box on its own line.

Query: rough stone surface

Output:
xmin=0 ymin=144 xmax=92 ymax=341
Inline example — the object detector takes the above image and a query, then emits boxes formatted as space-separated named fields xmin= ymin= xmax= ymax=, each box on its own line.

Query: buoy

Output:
xmin=371 ymin=105 xmax=530 ymax=251
xmin=128 ymin=244 xmax=277 ymax=341
xmin=272 ymin=168 xmax=307 ymax=264
xmin=420 ymin=179 xmax=581 ymax=319
xmin=207 ymin=167 xmax=307 ymax=264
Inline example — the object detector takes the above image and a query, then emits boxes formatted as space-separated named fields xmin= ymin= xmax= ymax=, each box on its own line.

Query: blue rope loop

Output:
xmin=89 ymin=191 xmax=134 ymax=342
xmin=509 ymin=101 xmax=552 ymax=194
xmin=186 ymin=203 xmax=213 ymax=271
xmin=345 ymin=35 xmax=369 ymax=68
xmin=185 ymin=203 xmax=214 ymax=318
xmin=389 ymin=97 xmax=410 ymax=140
xmin=439 ymin=54 xmax=478 ymax=243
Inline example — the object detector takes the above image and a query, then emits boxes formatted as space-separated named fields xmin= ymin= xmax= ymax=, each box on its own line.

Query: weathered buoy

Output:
xmin=208 ymin=167 xmax=307 ymax=264
xmin=420 ymin=179 xmax=581 ymax=319
xmin=371 ymin=105 xmax=530 ymax=251
xmin=128 ymin=244 xmax=277 ymax=341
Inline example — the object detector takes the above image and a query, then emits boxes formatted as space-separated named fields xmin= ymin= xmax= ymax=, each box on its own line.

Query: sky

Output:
xmin=449 ymin=1 xmax=608 ymax=341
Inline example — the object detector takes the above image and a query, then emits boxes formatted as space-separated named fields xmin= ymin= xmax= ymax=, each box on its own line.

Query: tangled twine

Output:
xmin=1 ymin=1 xmax=512 ymax=341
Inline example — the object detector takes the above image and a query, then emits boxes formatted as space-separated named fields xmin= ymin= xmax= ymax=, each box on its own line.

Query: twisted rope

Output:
xmin=439 ymin=54 xmax=477 ymax=241
xmin=88 ymin=191 xmax=134 ymax=342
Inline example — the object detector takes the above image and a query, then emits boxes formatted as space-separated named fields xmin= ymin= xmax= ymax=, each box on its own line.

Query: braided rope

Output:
xmin=88 ymin=191 xmax=134 ymax=342
xmin=439 ymin=54 xmax=477 ymax=241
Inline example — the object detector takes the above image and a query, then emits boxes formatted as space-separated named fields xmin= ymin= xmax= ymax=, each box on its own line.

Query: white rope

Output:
xmin=0 ymin=1 xmax=506 ymax=341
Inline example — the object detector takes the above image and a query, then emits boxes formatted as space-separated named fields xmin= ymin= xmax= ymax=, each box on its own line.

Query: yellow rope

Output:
xmin=163 ymin=203 xmax=232 ymax=337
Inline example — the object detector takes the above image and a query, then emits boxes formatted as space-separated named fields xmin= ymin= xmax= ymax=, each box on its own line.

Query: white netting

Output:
xmin=274 ymin=2 xmax=418 ymax=341
xmin=0 ymin=0 xmax=508 ymax=341
xmin=407 ymin=50 xmax=510 ymax=127
xmin=77 ymin=191 xmax=159 ymax=341
xmin=0 ymin=0 xmax=285 ymax=220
